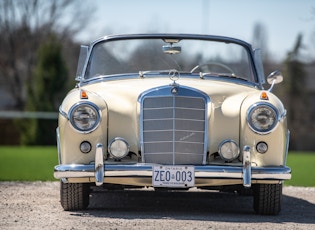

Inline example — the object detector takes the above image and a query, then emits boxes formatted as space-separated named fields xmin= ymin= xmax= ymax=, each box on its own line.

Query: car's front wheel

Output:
xmin=60 ymin=181 xmax=90 ymax=211
xmin=253 ymin=183 xmax=282 ymax=215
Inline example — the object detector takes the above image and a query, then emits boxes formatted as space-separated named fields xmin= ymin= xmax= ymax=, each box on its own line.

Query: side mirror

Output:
xmin=267 ymin=70 xmax=283 ymax=92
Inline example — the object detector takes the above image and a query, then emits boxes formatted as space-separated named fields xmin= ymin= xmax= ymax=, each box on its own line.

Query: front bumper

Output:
xmin=54 ymin=144 xmax=291 ymax=188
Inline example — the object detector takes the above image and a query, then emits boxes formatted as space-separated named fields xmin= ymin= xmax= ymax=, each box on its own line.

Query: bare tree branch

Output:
xmin=0 ymin=0 xmax=93 ymax=109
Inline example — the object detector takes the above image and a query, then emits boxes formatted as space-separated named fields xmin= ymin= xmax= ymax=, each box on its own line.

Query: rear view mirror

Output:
xmin=162 ymin=45 xmax=181 ymax=54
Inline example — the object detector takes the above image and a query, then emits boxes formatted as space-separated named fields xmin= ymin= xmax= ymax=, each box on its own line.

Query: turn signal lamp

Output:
xmin=80 ymin=90 xmax=88 ymax=99
xmin=260 ymin=91 xmax=269 ymax=100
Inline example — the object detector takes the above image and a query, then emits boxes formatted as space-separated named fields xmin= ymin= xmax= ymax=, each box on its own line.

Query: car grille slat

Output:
xmin=140 ymin=87 xmax=208 ymax=165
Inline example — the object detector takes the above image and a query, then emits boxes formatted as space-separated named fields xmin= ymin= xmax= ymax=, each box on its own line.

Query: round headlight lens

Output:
xmin=69 ymin=102 xmax=100 ymax=132
xmin=247 ymin=103 xmax=279 ymax=134
xmin=108 ymin=137 xmax=129 ymax=159
xmin=218 ymin=140 xmax=240 ymax=162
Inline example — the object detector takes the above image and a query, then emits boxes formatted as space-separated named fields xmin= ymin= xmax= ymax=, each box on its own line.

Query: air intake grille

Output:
xmin=140 ymin=86 xmax=208 ymax=165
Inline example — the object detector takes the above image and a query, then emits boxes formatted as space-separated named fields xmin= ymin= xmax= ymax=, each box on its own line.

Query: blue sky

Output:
xmin=77 ymin=0 xmax=315 ymax=61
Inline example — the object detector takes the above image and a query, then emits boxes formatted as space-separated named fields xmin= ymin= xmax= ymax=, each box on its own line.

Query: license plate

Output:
xmin=153 ymin=165 xmax=195 ymax=188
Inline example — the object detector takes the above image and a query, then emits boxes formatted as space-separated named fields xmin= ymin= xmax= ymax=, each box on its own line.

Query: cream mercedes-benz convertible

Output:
xmin=54 ymin=34 xmax=291 ymax=215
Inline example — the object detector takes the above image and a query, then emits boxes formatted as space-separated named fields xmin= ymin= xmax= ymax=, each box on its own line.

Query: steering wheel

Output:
xmin=190 ymin=62 xmax=234 ymax=74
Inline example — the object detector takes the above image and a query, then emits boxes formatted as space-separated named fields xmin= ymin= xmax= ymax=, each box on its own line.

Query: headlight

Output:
xmin=108 ymin=137 xmax=129 ymax=159
xmin=218 ymin=140 xmax=240 ymax=162
xmin=69 ymin=102 xmax=100 ymax=133
xmin=247 ymin=103 xmax=279 ymax=134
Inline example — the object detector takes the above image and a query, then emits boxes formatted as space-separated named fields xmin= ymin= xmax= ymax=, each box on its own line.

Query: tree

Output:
xmin=20 ymin=35 xmax=68 ymax=145
xmin=0 ymin=0 xmax=91 ymax=110
xmin=252 ymin=22 xmax=269 ymax=62
xmin=282 ymin=34 xmax=311 ymax=150
xmin=251 ymin=22 xmax=280 ymax=90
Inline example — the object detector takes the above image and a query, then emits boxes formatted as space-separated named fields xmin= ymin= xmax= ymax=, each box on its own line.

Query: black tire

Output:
xmin=253 ymin=183 xmax=282 ymax=215
xmin=60 ymin=181 xmax=90 ymax=211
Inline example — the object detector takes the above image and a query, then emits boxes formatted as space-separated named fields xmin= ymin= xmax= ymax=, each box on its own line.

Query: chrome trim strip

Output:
xmin=59 ymin=106 xmax=68 ymax=119
xmin=284 ymin=130 xmax=290 ymax=165
xmin=56 ymin=128 xmax=62 ymax=164
xmin=78 ymin=73 xmax=260 ymax=88
xmin=281 ymin=109 xmax=287 ymax=120
xmin=54 ymin=164 xmax=292 ymax=182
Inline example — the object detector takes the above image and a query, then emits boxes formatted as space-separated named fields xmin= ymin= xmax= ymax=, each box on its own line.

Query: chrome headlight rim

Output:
xmin=68 ymin=102 xmax=101 ymax=133
xmin=218 ymin=139 xmax=240 ymax=162
xmin=247 ymin=102 xmax=279 ymax=135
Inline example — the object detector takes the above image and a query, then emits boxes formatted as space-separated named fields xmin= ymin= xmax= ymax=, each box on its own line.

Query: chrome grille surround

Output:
xmin=139 ymin=85 xmax=210 ymax=165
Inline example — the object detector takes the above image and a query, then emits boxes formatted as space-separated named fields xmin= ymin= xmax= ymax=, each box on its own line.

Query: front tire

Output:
xmin=60 ymin=181 xmax=90 ymax=211
xmin=253 ymin=183 xmax=282 ymax=215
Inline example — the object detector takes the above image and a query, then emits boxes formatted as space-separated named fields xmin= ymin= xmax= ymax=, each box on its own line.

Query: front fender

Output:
xmin=240 ymin=92 xmax=288 ymax=166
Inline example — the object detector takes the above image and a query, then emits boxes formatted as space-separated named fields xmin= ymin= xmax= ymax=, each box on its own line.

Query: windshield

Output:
xmin=85 ymin=37 xmax=255 ymax=82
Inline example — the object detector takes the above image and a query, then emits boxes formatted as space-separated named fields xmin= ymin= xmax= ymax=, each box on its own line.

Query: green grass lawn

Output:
xmin=285 ymin=152 xmax=315 ymax=187
xmin=0 ymin=146 xmax=314 ymax=186
xmin=0 ymin=146 xmax=57 ymax=181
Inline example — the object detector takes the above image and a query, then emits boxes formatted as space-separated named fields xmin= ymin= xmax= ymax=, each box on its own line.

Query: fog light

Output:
xmin=80 ymin=141 xmax=92 ymax=153
xmin=108 ymin=137 xmax=129 ymax=159
xmin=256 ymin=142 xmax=268 ymax=153
xmin=218 ymin=140 xmax=240 ymax=162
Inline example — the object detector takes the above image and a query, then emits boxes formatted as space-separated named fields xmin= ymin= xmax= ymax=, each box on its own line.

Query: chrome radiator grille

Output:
xmin=140 ymin=86 xmax=208 ymax=165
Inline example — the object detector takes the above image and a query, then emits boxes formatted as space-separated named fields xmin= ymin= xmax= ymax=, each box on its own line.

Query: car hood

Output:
xmin=81 ymin=77 xmax=257 ymax=110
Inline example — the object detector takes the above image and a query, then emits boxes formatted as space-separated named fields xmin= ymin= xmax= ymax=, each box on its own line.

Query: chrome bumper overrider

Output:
xmin=54 ymin=144 xmax=291 ymax=187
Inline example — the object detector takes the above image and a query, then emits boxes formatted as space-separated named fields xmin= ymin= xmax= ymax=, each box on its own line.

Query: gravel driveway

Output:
xmin=0 ymin=182 xmax=314 ymax=229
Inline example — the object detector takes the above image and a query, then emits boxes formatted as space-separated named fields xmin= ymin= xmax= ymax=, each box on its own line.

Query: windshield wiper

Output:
xmin=139 ymin=69 xmax=180 ymax=78
xmin=199 ymin=72 xmax=248 ymax=81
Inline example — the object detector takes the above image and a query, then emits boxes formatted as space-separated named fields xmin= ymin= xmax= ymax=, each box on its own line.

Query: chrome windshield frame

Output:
xmin=77 ymin=34 xmax=261 ymax=88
